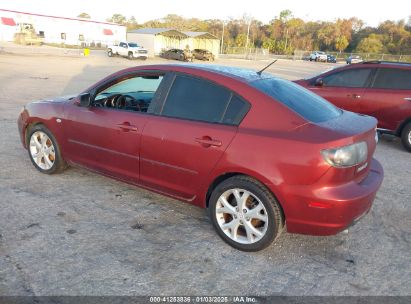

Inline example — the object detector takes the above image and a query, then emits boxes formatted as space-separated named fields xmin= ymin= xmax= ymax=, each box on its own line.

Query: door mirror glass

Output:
xmin=315 ymin=78 xmax=324 ymax=87
xmin=79 ymin=93 xmax=92 ymax=107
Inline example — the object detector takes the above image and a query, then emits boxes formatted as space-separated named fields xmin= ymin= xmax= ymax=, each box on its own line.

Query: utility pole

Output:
xmin=245 ymin=18 xmax=252 ymax=59
xmin=220 ymin=21 xmax=225 ymax=54
xmin=245 ymin=19 xmax=251 ymax=50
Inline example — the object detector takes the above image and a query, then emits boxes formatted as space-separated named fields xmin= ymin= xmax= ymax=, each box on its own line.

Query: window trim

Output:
xmin=320 ymin=67 xmax=375 ymax=88
xmin=158 ymin=72 xmax=251 ymax=126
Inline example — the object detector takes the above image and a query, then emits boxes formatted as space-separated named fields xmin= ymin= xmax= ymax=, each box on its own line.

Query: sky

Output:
xmin=1 ymin=0 xmax=410 ymax=26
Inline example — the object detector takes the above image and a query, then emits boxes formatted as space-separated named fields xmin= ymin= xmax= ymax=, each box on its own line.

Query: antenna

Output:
xmin=256 ymin=59 xmax=277 ymax=76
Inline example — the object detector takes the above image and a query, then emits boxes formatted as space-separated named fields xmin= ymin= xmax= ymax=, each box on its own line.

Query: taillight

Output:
xmin=321 ymin=142 xmax=368 ymax=168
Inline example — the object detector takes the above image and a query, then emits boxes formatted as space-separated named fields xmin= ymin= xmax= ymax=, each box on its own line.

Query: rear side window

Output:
xmin=222 ymin=95 xmax=250 ymax=125
xmin=322 ymin=68 xmax=372 ymax=88
xmin=372 ymin=68 xmax=411 ymax=90
xmin=251 ymin=78 xmax=341 ymax=123
xmin=162 ymin=75 xmax=230 ymax=124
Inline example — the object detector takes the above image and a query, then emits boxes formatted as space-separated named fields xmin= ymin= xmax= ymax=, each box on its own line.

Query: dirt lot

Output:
xmin=0 ymin=48 xmax=410 ymax=296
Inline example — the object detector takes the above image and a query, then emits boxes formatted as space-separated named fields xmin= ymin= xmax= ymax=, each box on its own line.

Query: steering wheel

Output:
xmin=116 ymin=94 xmax=141 ymax=111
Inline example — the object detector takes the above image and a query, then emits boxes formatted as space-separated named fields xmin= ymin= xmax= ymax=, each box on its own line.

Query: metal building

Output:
xmin=127 ymin=28 xmax=220 ymax=57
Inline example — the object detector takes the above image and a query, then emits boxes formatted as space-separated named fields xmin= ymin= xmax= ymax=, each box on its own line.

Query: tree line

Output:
xmin=79 ymin=11 xmax=411 ymax=55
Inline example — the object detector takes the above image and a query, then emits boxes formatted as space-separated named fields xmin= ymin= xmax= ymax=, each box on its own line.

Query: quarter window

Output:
xmin=372 ymin=68 xmax=411 ymax=90
xmin=322 ymin=68 xmax=372 ymax=88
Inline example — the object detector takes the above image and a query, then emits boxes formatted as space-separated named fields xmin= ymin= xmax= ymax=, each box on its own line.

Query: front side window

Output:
xmin=251 ymin=78 xmax=341 ymax=123
xmin=94 ymin=75 xmax=164 ymax=112
xmin=322 ymin=68 xmax=372 ymax=88
xmin=372 ymin=68 xmax=411 ymax=90
xmin=161 ymin=75 xmax=249 ymax=125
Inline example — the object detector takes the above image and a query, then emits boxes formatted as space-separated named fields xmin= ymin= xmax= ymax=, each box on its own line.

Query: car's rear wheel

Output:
xmin=128 ymin=52 xmax=134 ymax=60
xmin=401 ymin=122 xmax=411 ymax=152
xmin=28 ymin=125 xmax=67 ymax=174
xmin=209 ymin=176 xmax=284 ymax=251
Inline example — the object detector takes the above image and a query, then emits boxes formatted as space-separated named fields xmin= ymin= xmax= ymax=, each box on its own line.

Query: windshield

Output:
xmin=128 ymin=43 xmax=139 ymax=48
xmin=251 ymin=78 xmax=342 ymax=123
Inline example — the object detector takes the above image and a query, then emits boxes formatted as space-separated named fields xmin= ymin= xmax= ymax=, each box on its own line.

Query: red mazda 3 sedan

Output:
xmin=17 ymin=64 xmax=383 ymax=251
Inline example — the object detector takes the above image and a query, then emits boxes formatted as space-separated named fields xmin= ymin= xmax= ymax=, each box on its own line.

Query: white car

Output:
xmin=108 ymin=41 xmax=148 ymax=60
xmin=309 ymin=51 xmax=327 ymax=62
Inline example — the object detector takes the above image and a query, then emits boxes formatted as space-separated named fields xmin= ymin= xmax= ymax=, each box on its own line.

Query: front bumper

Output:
xmin=282 ymin=158 xmax=384 ymax=235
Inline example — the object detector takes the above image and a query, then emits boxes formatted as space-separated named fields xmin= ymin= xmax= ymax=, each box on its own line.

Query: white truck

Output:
xmin=309 ymin=51 xmax=327 ymax=62
xmin=107 ymin=41 xmax=148 ymax=60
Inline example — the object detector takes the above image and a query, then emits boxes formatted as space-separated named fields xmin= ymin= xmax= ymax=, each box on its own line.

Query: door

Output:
xmin=140 ymin=74 xmax=249 ymax=201
xmin=118 ymin=42 xmax=128 ymax=56
xmin=310 ymin=68 xmax=373 ymax=113
xmin=63 ymin=73 xmax=165 ymax=182
xmin=361 ymin=67 xmax=411 ymax=131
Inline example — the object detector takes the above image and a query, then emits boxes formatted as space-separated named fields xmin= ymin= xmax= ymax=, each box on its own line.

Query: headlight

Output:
xmin=321 ymin=142 xmax=368 ymax=168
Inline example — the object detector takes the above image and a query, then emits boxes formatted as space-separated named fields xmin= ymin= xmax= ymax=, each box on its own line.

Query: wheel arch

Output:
xmin=24 ymin=121 xmax=46 ymax=147
xmin=204 ymin=172 xmax=286 ymax=222
xmin=396 ymin=118 xmax=411 ymax=136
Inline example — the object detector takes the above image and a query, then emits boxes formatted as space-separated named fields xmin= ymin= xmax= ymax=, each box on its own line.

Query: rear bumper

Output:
xmin=281 ymin=158 xmax=384 ymax=235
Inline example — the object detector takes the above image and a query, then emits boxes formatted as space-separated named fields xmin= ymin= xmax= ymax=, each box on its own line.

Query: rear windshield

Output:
xmin=251 ymin=78 xmax=342 ymax=123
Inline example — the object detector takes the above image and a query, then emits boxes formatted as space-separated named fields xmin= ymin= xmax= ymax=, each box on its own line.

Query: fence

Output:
xmin=294 ymin=50 xmax=411 ymax=63
xmin=221 ymin=47 xmax=411 ymax=63
xmin=220 ymin=47 xmax=271 ymax=60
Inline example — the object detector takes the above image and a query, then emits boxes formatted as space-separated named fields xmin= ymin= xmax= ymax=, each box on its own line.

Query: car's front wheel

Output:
xmin=209 ymin=175 xmax=284 ymax=251
xmin=401 ymin=122 xmax=411 ymax=152
xmin=28 ymin=124 xmax=67 ymax=174
xmin=107 ymin=49 xmax=113 ymax=57
xmin=128 ymin=52 xmax=134 ymax=60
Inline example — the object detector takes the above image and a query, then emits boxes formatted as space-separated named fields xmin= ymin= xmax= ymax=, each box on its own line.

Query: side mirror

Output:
xmin=79 ymin=93 xmax=92 ymax=107
xmin=315 ymin=78 xmax=324 ymax=87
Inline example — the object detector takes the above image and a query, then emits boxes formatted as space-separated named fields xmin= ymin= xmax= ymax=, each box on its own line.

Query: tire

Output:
xmin=27 ymin=124 xmax=67 ymax=174
xmin=401 ymin=122 xmax=411 ymax=152
xmin=209 ymin=175 xmax=284 ymax=251
xmin=107 ymin=49 xmax=113 ymax=57
xmin=128 ymin=52 xmax=134 ymax=60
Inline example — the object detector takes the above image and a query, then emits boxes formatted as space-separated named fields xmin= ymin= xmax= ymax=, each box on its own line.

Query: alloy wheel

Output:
xmin=29 ymin=131 xmax=56 ymax=170
xmin=215 ymin=188 xmax=269 ymax=244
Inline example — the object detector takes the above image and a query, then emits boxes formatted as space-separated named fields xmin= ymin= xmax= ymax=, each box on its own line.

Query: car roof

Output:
xmin=132 ymin=64 xmax=272 ymax=82
xmin=361 ymin=60 xmax=411 ymax=67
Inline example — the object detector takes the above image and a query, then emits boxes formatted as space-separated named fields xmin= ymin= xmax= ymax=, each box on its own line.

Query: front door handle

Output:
xmin=404 ymin=97 xmax=411 ymax=101
xmin=347 ymin=94 xmax=361 ymax=99
xmin=117 ymin=122 xmax=138 ymax=132
xmin=195 ymin=136 xmax=222 ymax=148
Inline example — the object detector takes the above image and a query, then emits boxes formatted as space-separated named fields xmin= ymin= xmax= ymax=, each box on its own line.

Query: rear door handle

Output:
xmin=117 ymin=122 xmax=138 ymax=132
xmin=195 ymin=136 xmax=222 ymax=148
xmin=404 ymin=97 xmax=411 ymax=101
xmin=347 ymin=94 xmax=361 ymax=99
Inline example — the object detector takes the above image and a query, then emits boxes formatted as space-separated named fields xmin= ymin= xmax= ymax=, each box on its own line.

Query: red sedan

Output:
xmin=295 ymin=61 xmax=411 ymax=152
xmin=17 ymin=64 xmax=383 ymax=251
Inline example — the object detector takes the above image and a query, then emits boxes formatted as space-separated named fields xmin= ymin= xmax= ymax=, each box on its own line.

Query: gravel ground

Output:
xmin=0 ymin=47 xmax=410 ymax=296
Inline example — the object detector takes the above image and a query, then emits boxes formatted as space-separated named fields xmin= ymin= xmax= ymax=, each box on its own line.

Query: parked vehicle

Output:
xmin=14 ymin=23 xmax=44 ymax=46
xmin=309 ymin=51 xmax=327 ymax=62
xmin=18 ymin=64 xmax=383 ymax=251
xmin=295 ymin=61 xmax=411 ymax=151
xmin=107 ymin=41 xmax=148 ymax=60
xmin=327 ymin=54 xmax=337 ymax=63
xmin=346 ymin=55 xmax=362 ymax=64
xmin=192 ymin=49 xmax=215 ymax=61
xmin=161 ymin=49 xmax=193 ymax=61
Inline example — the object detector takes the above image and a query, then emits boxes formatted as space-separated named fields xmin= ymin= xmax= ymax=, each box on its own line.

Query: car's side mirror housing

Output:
xmin=79 ymin=93 xmax=92 ymax=107
xmin=315 ymin=78 xmax=324 ymax=87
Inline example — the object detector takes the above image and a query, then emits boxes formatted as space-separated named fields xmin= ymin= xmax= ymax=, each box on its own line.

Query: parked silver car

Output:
xmin=346 ymin=55 xmax=363 ymax=64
